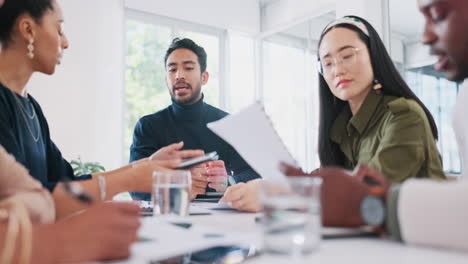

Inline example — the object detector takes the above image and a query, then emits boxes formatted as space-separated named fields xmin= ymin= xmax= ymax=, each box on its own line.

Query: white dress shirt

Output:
xmin=398 ymin=80 xmax=468 ymax=251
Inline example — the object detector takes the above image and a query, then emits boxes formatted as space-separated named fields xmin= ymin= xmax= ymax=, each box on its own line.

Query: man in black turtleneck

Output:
xmin=129 ymin=38 xmax=260 ymax=201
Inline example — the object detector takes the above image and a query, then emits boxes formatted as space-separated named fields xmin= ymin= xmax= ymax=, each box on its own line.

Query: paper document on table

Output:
xmin=207 ymin=102 xmax=297 ymax=181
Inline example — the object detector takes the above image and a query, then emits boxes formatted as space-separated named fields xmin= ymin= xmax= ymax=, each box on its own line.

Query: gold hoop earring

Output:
xmin=27 ymin=38 xmax=34 ymax=59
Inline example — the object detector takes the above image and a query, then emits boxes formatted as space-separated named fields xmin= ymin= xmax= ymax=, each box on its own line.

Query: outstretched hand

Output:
xmin=149 ymin=142 xmax=204 ymax=161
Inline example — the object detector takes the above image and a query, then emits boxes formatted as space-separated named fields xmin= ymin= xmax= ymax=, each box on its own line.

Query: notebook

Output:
xmin=207 ymin=102 xmax=297 ymax=181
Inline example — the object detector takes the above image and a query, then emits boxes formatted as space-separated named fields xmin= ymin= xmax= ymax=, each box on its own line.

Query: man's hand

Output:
xmin=189 ymin=165 xmax=208 ymax=200
xmin=281 ymin=163 xmax=389 ymax=227
xmin=149 ymin=142 xmax=204 ymax=161
xmin=205 ymin=160 xmax=228 ymax=192
xmin=188 ymin=160 xmax=229 ymax=199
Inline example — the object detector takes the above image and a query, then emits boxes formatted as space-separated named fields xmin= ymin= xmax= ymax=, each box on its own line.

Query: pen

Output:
xmin=62 ymin=180 xmax=94 ymax=204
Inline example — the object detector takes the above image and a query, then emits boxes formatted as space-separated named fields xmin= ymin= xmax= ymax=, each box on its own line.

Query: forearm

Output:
xmin=0 ymin=223 xmax=56 ymax=264
xmin=91 ymin=158 xmax=148 ymax=178
xmin=53 ymin=172 xmax=133 ymax=218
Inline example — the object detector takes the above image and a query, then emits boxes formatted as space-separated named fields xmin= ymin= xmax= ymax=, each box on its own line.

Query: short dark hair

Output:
xmin=0 ymin=0 xmax=54 ymax=47
xmin=164 ymin=38 xmax=208 ymax=73
xmin=317 ymin=15 xmax=439 ymax=166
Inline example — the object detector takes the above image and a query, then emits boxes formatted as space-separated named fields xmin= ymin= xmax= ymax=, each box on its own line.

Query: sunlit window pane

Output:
xmin=229 ymin=34 xmax=255 ymax=112
xmin=125 ymin=20 xmax=172 ymax=162
xmin=262 ymin=41 xmax=308 ymax=169
xmin=405 ymin=69 xmax=461 ymax=173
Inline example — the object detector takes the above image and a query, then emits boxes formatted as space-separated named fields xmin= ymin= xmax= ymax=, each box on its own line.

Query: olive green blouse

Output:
xmin=330 ymin=91 xmax=445 ymax=183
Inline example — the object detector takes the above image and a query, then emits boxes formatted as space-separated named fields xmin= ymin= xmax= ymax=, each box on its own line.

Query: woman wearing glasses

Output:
xmin=316 ymin=15 xmax=444 ymax=183
xmin=221 ymin=16 xmax=445 ymax=212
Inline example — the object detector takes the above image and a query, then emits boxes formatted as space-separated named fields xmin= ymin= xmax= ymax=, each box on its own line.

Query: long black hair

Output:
xmin=0 ymin=0 xmax=54 ymax=47
xmin=317 ymin=15 xmax=438 ymax=166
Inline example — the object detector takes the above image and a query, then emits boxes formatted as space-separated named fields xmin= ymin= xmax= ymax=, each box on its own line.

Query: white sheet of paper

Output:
xmin=119 ymin=217 xmax=254 ymax=263
xmin=207 ymin=102 xmax=297 ymax=181
xmin=192 ymin=201 xmax=234 ymax=210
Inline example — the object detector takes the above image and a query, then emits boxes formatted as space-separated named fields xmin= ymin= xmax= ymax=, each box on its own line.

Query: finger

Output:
xmin=192 ymin=173 xmax=208 ymax=182
xmin=178 ymin=150 xmax=205 ymax=159
xmin=354 ymin=164 xmax=389 ymax=195
xmin=206 ymin=168 xmax=228 ymax=176
xmin=219 ymin=187 xmax=233 ymax=202
xmin=226 ymin=182 xmax=245 ymax=192
xmin=190 ymin=167 xmax=207 ymax=174
xmin=230 ymin=199 xmax=244 ymax=210
xmin=223 ymin=186 xmax=244 ymax=201
xmin=192 ymin=187 xmax=206 ymax=196
xmin=207 ymin=176 xmax=227 ymax=183
xmin=152 ymin=159 xmax=182 ymax=169
xmin=110 ymin=202 xmax=141 ymax=215
xmin=208 ymin=183 xmax=227 ymax=192
xmin=279 ymin=162 xmax=305 ymax=176
xmin=192 ymin=179 xmax=208 ymax=188
xmin=352 ymin=164 xmax=368 ymax=181
xmin=167 ymin=141 xmax=184 ymax=151
xmin=116 ymin=215 xmax=142 ymax=231
xmin=310 ymin=167 xmax=350 ymax=177
xmin=206 ymin=160 xmax=225 ymax=168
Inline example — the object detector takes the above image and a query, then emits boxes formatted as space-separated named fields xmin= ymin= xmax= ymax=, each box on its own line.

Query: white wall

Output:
xmin=336 ymin=0 xmax=390 ymax=48
xmin=391 ymin=33 xmax=405 ymax=64
xmin=29 ymin=0 xmax=125 ymax=170
xmin=261 ymin=0 xmax=336 ymax=36
xmin=125 ymin=0 xmax=261 ymax=35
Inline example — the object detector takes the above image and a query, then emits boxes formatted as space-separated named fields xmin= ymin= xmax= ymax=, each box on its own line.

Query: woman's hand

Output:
xmin=149 ymin=142 xmax=204 ymax=161
xmin=130 ymin=159 xmax=182 ymax=193
xmin=38 ymin=202 xmax=141 ymax=263
xmin=220 ymin=179 xmax=263 ymax=212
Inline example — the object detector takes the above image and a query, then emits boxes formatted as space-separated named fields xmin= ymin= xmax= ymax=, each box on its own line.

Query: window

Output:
xmin=262 ymin=39 xmax=319 ymax=172
xmin=125 ymin=20 xmax=172 ymax=162
xmin=406 ymin=68 xmax=461 ymax=173
xmin=228 ymin=34 xmax=256 ymax=112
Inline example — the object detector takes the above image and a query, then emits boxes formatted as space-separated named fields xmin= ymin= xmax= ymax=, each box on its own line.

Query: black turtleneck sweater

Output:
xmin=129 ymin=96 xmax=261 ymax=200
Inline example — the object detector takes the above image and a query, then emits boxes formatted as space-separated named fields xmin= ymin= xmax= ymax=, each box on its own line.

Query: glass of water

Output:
xmin=261 ymin=177 xmax=323 ymax=255
xmin=152 ymin=170 xmax=191 ymax=217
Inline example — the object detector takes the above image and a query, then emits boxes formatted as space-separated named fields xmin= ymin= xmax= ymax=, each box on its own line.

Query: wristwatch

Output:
xmin=360 ymin=182 xmax=387 ymax=227
xmin=360 ymin=195 xmax=386 ymax=226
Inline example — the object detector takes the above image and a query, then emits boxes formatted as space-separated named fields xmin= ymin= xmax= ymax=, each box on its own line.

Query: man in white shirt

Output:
xmin=390 ymin=0 xmax=468 ymax=250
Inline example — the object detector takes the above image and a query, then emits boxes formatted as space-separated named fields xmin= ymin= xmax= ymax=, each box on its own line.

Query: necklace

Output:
xmin=13 ymin=92 xmax=36 ymax=119
xmin=11 ymin=91 xmax=41 ymax=142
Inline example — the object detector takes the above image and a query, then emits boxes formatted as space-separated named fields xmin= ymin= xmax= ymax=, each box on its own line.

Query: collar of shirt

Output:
xmin=170 ymin=93 xmax=206 ymax=122
xmin=330 ymin=91 xmax=384 ymax=144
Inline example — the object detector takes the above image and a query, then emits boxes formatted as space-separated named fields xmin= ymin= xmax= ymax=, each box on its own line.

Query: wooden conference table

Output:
xmin=98 ymin=202 xmax=468 ymax=264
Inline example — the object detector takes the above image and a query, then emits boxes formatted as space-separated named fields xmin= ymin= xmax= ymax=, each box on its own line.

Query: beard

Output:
xmin=171 ymin=81 xmax=202 ymax=105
